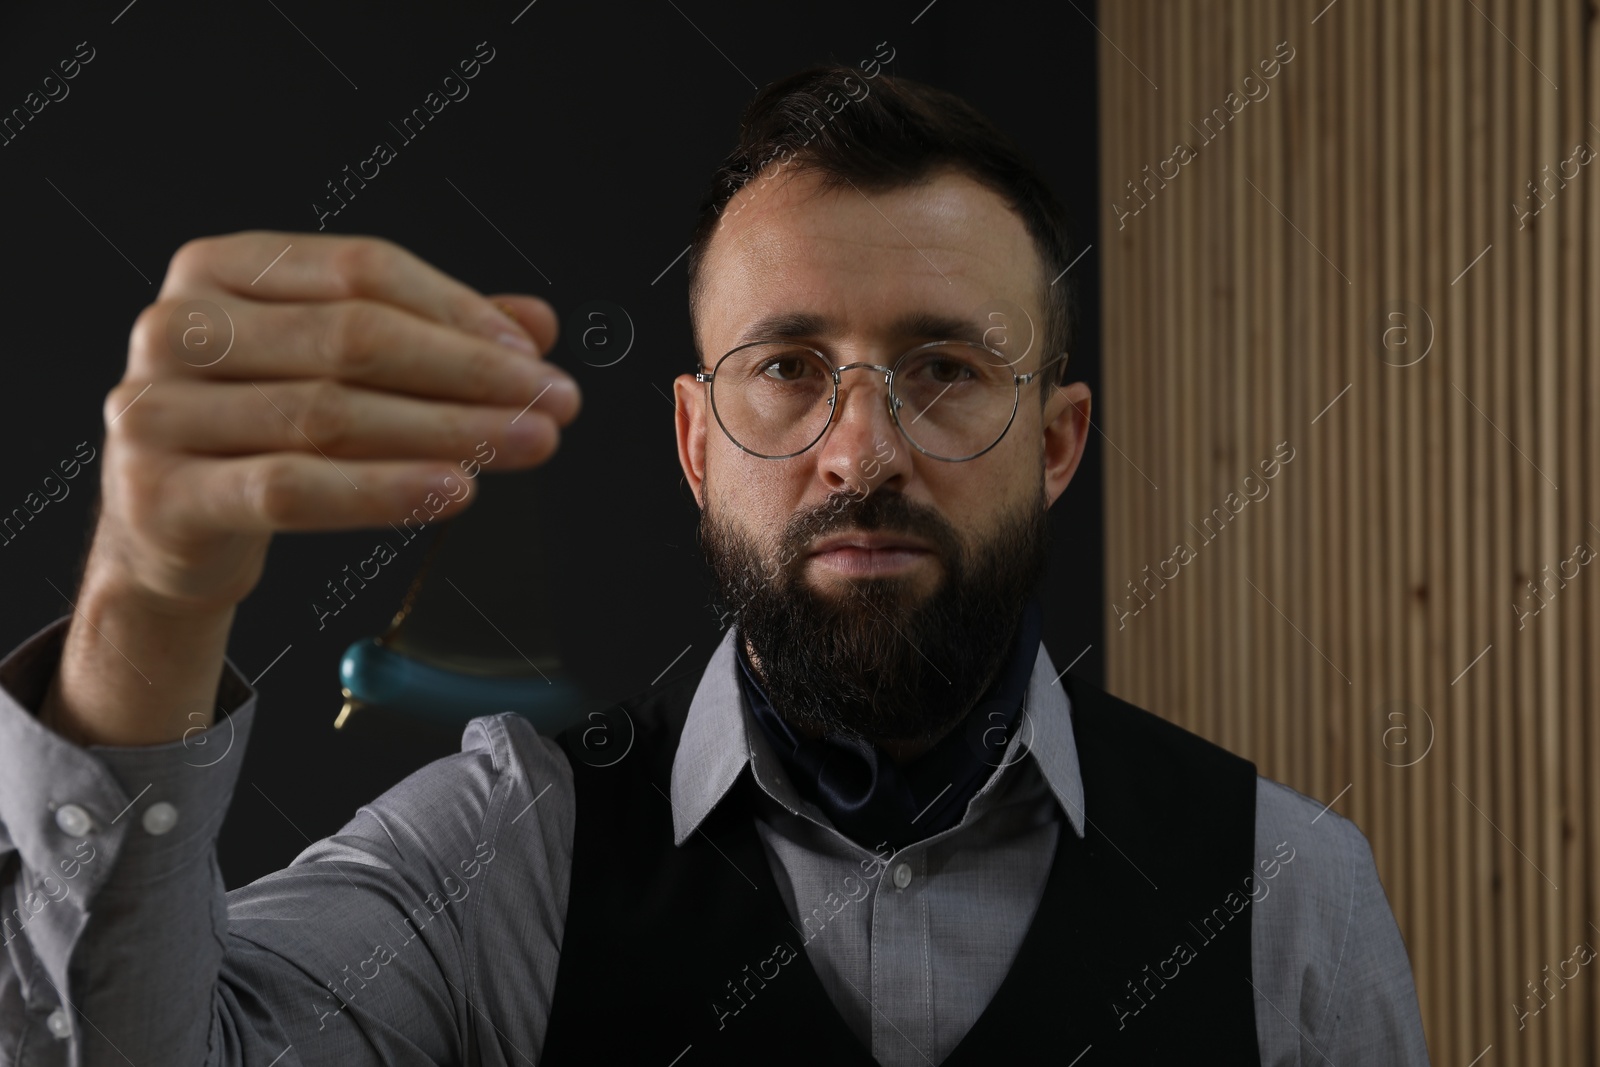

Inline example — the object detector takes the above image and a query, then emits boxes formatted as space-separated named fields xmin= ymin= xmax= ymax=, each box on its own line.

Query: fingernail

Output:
xmin=400 ymin=468 xmax=456 ymax=501
xmin=484 ymin=304 xmax=537 ymax=355
xmin=527 ymin=371 xmax=577 ymax=406
xmin=547 ymin=375 xmax=579 ymax=404
xmin=507 ymin=413 xmax=547 ymax=448
xmin=495 ymin=329 xmax=537 ymax=355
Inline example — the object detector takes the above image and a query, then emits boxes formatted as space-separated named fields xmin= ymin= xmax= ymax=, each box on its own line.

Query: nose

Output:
xmin=812 ymin=363 xmax=912 ymax=496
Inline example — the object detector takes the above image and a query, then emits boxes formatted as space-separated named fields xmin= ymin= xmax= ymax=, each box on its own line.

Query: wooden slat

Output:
xmin=1463 ymin=2 xmax=1492 ymax=1052
xmin=1441 ymin=0 xmax=1474 ymax=1058
xmin=1488 ymin=0 xmax=1519 ymax=1056
xmin=1586 ymin=0 xmax=1600 ymax=1053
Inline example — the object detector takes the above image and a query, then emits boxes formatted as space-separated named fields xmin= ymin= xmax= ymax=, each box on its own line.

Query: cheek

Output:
xmin=927 ymin=455 xmax=1037 ymax=546
xmin=707 ymin=454 xmax=807 ymax=549
xmin=928 ymin=453 xmax=1011 ymax=512
xmin=988 ymin=415 xmax=1048 ymax=490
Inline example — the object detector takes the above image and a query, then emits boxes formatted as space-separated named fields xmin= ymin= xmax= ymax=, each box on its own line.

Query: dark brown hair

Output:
xmin=685 ymin=63 xmax=1080 ymax=397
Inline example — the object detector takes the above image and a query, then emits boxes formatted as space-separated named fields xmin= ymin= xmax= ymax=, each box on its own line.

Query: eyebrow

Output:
xmin=733 ymin=310 xmax=990 ymax=348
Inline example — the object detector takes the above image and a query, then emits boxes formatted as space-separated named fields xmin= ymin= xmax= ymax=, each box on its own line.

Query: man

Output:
xmin=0 ymin=65 xmax=1429 ymax=1064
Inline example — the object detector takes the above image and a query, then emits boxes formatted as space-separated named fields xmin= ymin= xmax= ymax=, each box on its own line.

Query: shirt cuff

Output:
xmin=0 ymin=613 xmax=258 ymax=904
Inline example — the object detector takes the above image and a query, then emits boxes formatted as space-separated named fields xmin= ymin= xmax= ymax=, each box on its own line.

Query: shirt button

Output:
xmin=46 ymin=1007 xmax=71 ymax=1039
xmin=142 ymin=801 xmax=179 ymax=836
xmin=892 ymin=862 xmax=913 ymax=889
xmin=54 ymin=804 xmax=93 ymax=838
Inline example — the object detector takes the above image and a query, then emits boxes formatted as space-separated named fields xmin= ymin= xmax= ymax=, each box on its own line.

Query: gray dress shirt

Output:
xmin=0 ymin=613 xmax=1432 ymax=1065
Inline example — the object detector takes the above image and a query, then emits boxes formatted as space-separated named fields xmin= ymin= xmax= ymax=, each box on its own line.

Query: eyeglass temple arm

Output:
xmin=1018 ymin=351 xmax=1071 ymax=385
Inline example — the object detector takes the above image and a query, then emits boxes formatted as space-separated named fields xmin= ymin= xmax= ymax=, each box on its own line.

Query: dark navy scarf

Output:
xmin=734 ymin=596 xmax=1042 ymax=852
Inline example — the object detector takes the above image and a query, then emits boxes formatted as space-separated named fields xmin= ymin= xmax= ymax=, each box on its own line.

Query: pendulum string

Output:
xmin=334 ymin=518 xmax=453 ymax=728
xmin=382 ymin=518 xmax=452 ymax=642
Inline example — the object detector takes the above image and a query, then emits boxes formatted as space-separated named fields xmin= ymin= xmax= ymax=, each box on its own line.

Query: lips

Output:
xmin=807 ymin=532 xmax=935 ymax=556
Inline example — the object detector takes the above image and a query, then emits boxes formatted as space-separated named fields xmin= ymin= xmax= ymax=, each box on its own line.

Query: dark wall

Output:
xmin=0 ymin=0 xmax=1101 ymax=888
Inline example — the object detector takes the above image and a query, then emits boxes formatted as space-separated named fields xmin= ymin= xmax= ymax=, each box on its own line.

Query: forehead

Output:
xmin=695 ymin=166 xmax=1044 ymax=355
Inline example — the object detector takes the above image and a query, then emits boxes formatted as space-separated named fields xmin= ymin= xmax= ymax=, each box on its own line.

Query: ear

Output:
xmin=1042 ymin=379 xmax=1092 ymax=508
xmin=674 ymin=372 xmax=708 ymax=508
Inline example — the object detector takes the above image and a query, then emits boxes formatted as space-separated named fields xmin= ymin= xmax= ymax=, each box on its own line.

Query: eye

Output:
xmin=759 ymin=354 xmax=817 ymax=381
xmin=923 ymin=356 xmax=977 ymax=384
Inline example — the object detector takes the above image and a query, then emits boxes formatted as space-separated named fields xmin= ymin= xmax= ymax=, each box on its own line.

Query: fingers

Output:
xmin=162 ymin=453 xmax=486 ymax=535
xmin=129 ymin=297 xmax=580 ymax=415
xmin=106 ymin=378 xmax=564 ymax=463
xmin=162 ymin=231 xmax=545 ymax=353
xmin=92 ymin=231 xmax=577 ymax=617
xmin=486 ymin=293 xmax=560 ymax=357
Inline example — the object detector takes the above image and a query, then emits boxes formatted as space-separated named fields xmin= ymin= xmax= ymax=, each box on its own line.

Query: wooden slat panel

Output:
xmin=1097 ymin=2 xmax=1594 ymax=1062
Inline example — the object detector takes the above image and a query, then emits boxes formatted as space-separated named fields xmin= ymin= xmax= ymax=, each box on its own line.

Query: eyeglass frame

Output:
xmin=693 ymin=338 xmax=1069 ymax=462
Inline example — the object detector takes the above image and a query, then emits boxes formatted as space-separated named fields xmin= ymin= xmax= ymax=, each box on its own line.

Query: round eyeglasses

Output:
xmin=694 ymin=340 xmax=1067 ymax=462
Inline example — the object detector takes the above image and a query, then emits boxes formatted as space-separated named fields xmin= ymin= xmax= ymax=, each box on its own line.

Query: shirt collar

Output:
xmin=669 ymin=617 xmax=1087 ymax=846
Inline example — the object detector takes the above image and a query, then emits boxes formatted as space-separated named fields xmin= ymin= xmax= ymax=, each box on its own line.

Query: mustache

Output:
xmin=779 ymin=490 xmax=964 ymax=570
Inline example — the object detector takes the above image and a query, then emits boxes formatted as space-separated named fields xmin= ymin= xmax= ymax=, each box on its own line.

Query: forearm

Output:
xmin=40 ymin=554 xmax=237 ymax=748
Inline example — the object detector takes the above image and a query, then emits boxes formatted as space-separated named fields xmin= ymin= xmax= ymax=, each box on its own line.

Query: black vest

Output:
xmin=539 ymin=662 xmax=1262 ymax=1065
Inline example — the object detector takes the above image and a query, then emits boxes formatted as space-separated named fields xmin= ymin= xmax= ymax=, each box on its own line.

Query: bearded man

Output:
xmin=0 ymin=65 xmax=1430 ymax=1065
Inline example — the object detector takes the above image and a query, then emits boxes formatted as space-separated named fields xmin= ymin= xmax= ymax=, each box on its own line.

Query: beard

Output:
xmin=699 ymin=480 xmax=1051 ymax=747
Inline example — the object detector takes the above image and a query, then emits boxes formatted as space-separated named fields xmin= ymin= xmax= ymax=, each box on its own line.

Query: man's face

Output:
xmin=674 ymin=166 xmax=1091 ymax=752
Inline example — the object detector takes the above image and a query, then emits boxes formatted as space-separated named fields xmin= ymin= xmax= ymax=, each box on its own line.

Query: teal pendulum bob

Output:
xmin=334 ymin=519 xmax=587 ymax=736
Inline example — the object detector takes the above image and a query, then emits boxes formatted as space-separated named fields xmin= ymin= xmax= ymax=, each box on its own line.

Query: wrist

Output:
xmin=46 ymin=563 xmax=238 ymax=747
xmin=81 ymin=524 xmax=256 ymax=620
